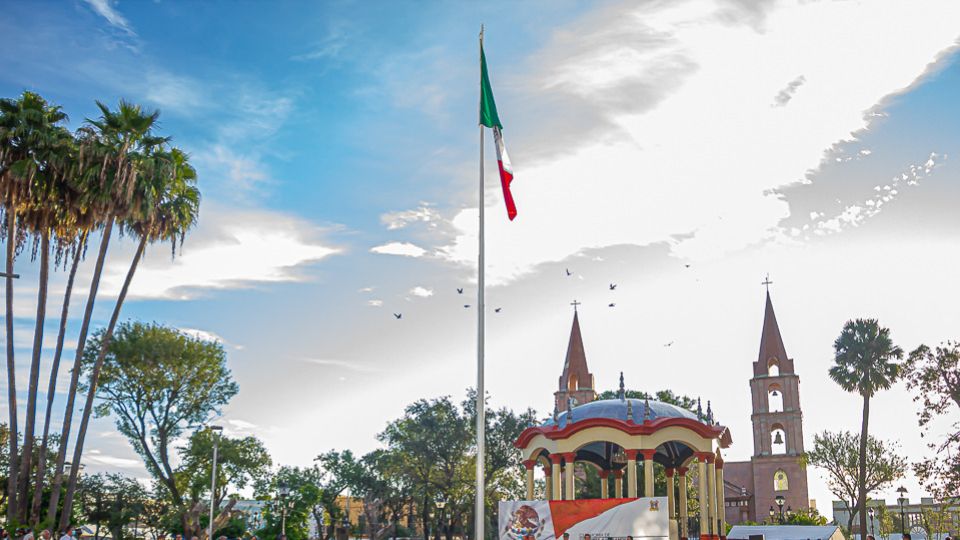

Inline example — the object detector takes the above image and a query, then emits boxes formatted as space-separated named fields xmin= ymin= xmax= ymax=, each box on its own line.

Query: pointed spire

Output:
xmin=758 ymin=290 xmax=789 ymax=365
xmin=618 ymin=371 xmax=625 ymax=400
xmin=697 ymin=397 xmax=703 ymax=421
xmin=567 ymin=397 xmax=575 ymax=422
xmin=626 ymin=398 xmax=634 ymax=422
xmin=643 ymin=396 xmax=652 ymax=423
xmin=553 ymin=403 xmax=559 ymax=423
xmin=707 ymin=400 xmax=714 ymax=424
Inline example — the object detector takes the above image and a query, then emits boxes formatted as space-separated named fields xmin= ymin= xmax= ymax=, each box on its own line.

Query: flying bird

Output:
xmin=464 ymin=304 xmax=471 ymax=308
xmin=608 ymin=303 xmax=616 ymax=308
xmin=565 ymin=268 xmax=572 ymax=276
xmin=494 ymin=307 xmax=502 ymax=313
xmin=609 ymin=283 xmax=617 ymax=290
xmin=664 ymin=341 xmax=674 ymax=347
xmin=685 ymin=264 xmax=691 ymax=268
xmin=393 ymin=313 xmax=402 ymax=320
xmin=457 ymin=288 xmax=464 ymax=294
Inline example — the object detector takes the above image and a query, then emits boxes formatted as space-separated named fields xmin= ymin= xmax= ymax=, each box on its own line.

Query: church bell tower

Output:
xmin=554 ymin=310 xmax=597 ymax=412
xmin=747 ymin=288 xmax=810 ymax=517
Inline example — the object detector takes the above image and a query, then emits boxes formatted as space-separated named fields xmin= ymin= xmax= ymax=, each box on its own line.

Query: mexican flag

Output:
xmin=480 ymin=44 xmax=517 ymax=221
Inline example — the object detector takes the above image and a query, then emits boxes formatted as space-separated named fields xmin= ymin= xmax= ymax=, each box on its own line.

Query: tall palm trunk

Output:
xmin=59 ymin=233 xmax=146 ymax=531
xmin=31 ymin=232 xmax=86 ymax=523
xmin=858 ymin=395 xmax=870 ymax=539
xmin=18 ymin=229 xmax=50 ymax=521
xmin=5 ymin=199 xmax=20 ymax=522
xmin=47 ymin=220 xmax=113 ymax=525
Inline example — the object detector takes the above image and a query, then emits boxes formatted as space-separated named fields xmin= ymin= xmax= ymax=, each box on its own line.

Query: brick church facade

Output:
xmin=723 ymin=291 xmax=810 ymax=524
xmin=549 ymin=292 xmax=810 ymax=525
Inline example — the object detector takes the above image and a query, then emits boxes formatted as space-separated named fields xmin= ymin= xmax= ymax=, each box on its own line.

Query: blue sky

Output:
xmin=2 ymin=0 xmax=960 ymax=517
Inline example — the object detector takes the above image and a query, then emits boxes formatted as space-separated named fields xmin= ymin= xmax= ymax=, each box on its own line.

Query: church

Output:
xmin=548 ymin=290 xmax=810 ymax=526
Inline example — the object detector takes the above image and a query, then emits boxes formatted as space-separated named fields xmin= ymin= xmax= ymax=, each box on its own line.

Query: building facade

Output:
xmin=723 ymin=292 xmax=811 ymax=525
xmin=832 ymin=498 xmax=960 ymax=538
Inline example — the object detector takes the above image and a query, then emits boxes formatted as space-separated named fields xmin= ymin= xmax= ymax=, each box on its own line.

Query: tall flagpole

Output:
xmin=475 ymin=24 xmax=487 ymax=540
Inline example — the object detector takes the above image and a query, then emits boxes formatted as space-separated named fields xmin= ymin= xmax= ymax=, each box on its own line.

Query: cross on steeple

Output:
xmin=762 ymin=274 xmax=773 ymax=292
xmin=570 ymin=300 xmax=581 ymax=312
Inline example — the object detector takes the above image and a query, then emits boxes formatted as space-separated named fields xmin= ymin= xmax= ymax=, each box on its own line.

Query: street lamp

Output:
xmin=435 ymin=497 xmax=447 ymax=540
xmin=897 ymin=486 xmax=908 ymax=536
xmin=868 ymin=507 xmax=875 ymax=537
xmin=775 ymin=495 xmax=786 ymax=524
xmin=208 ymin=425 xmax=223 ymax=540
xmin=769 ymin=506 xmax=775 ymax=525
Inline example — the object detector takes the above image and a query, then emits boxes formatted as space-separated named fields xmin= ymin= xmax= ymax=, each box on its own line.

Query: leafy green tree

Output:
xmin=805 ymin=430 xmax=906 ymax=533
xmin=904 ymin=342 xmax=960 ymax=500
xmin=315 ymin=450 xmax=368 ymax=540
xmin=784 ymin=507 xmax=827 ymax=525
xmin=595 ymin=389 xmax=698 ymax=411
xmin=828 ymin=319 xmax=902 ymax=538
xmin=178 ymin=430 xmax=272 ymax=520
xmin=75 ymin=473 xmax=149 ymax=540
xmin=254 ymin=466 xmax=324 ymax=540
xmin=79 ymin=321 xmax=238 ymax=534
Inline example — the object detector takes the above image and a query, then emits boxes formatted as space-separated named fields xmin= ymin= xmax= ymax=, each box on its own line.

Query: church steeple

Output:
xmin=754 ymin=291 xmax=795 ymax=376
xmin=555 ymin=310 xmax=596 ymax=412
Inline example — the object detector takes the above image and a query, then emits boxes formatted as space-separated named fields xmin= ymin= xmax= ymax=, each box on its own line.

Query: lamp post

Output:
xmin=279 ymin=481 xmax=292 ymax=536
xmin=775 ymin=495 xmax=786 ymax=524
xmin=897 ymin=486 xmax=908 ymax=536
xmin=208 ymin=425 xmax=223 ymax=540
xmin=769 ymin=506 xmax=775 ymax=525
xmin=435 ymin=497 xmax=447 ymax=540
xmin=868 ymin=507 xmax=875 ymax=537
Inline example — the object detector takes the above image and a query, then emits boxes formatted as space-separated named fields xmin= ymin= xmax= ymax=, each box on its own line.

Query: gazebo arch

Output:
xmin=515 ymin=395 xmax=733 ymax=540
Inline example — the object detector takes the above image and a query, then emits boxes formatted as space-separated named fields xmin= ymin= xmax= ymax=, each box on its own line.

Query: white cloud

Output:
xmin=304 ymin=358 xmax=380 ymax=373
xmin=370 ymin=241 xmax=427 ymax=258
xmin=439 ymin=0 xmax=960 ymax=284
xmin=367 ymin=299 xmax=383 ymax=307
xmin=101 ymin=206 xmax=340 ymax=300
xmin=358 ymin=286 xmax=375 ymax=293
xmin=83 ymin=0 xmax=135 ymax=35
xmin=195 ymin=145 xmax=271 ymax=196
xmin=409 ymin=286 xmax=433 ymax=298
xmin=84 ymin=452 xmax=141 ymax=468
xmin=381 ymin=204 xmax=441 ymax=230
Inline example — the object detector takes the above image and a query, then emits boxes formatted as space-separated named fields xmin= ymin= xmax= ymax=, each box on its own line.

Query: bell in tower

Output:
xmin=773 ymin=431 xmax=784 ymax=445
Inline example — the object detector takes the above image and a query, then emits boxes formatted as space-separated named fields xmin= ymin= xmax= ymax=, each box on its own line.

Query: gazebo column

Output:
xmin=544 ymin=465 xmax=553 ymax=500
xmin=562 ymin=452 xmax=577 ymax=500
xmin=715 ymin=452 xmax=726 ymax=540
xmin=707 ymin=454 xmax=717 ymax=540
xmin=697 ymin=454 xmax=710 ymax=540
xmin=666 ymin=468 xmax=676 ymax=518
xmin=625 ymin=450 xmax=639 ymax=498
xmin=549 ymin=455 xmax=563 ymax=501
xmin=678 ymin=467 xmax=689 ymax=540
xmin=522 ymin=460 xmax=536 ymax=500
xmin=613 ymin=469 xmax=624 ymax=498
xmin=599 ymin=469 xmax=610 ymax=499
xmin=642 ymin=450 xmax=657 ymax=497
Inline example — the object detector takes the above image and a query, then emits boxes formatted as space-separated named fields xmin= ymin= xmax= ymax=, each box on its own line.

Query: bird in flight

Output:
xmin=393 ymin=313 xmax=402 ymax=320
xmin=565 ymin=268 xmax=572 ymax=276
xmin=608 ymin=303 xmax=616 ymax=308
xmin=494 ymin=307 xmax=502 ymax=313
xmin=457 ymin=288 xmax=464 ymax=294
xmin=664 ymin=341 xmax=674 ymax=347
xmin=609 ymin=283 xmax=617 ymax=290
xmin=685 ymin=264 xmax=691 ymax=268
xmin=464 ymin=304 xmax=471 ymax=308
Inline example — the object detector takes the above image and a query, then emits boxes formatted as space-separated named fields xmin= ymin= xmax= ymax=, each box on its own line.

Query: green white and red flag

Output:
xmin=480 ymin=44 xmax=517 ymax=221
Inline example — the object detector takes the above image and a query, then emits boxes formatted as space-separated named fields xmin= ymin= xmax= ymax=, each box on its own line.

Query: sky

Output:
xmin=1 ymin=0 xmax=960 ymax=520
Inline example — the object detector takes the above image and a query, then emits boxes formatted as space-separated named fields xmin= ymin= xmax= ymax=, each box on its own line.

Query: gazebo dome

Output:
xmin=543 ymin=398 xmax=697 ymax=429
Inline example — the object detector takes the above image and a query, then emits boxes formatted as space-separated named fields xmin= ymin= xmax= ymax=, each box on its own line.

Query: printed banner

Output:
xmin=499 ymin=498 xmax=669 ymax=540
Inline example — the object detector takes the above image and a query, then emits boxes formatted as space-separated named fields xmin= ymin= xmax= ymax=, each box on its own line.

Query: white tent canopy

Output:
xmin=727 ymin=525 xmax=845 ymax=540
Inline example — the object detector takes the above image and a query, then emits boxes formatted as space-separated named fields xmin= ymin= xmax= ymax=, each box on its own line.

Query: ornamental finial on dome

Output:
xmin=697 ymin=397 xmax=703 ymax=421
xmin=567 ymin=397 xmax=575 ymax=422
xmin=553 ymin=403 xmax=559 ymax=423
xmin=626 ymin=398 xmax=634 ymax=422
xmin=644 ymin=396 xmax=652 ymax=423
xmin=707 ymin=400 xmax=714 ymax=424
xmin=618 ymin=372 xmax=625 ymax=400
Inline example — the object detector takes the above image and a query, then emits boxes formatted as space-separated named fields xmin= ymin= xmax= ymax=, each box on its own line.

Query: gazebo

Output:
xmin=514 ymin=382 xmax=733 ymax=540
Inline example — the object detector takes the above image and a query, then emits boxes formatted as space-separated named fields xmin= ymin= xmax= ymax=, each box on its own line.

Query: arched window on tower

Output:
xmin=771 ymin=423 xmax=787 ymax=455
xmin=767 ymin=358 xmax=780 ymax=377
xmin=774 ymin=469 xmax=789 ymax=491
xmin=768 ymin=384 xmax=784 ymax=413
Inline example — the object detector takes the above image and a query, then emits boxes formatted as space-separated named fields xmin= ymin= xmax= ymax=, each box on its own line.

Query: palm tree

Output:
xmin=48 ymin=100 xmax=163 ymax=525
xmin=59 ymin=146 xmax=200 ymax=529
xmin=0 ymin=91 xmax=68 ymax=521
xmin=829 ymin=319 xmax=903 ymax=540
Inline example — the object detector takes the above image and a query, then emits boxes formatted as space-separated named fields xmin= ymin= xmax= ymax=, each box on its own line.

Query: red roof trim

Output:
xmin=515 ymin=417 xmax=729 ymax=448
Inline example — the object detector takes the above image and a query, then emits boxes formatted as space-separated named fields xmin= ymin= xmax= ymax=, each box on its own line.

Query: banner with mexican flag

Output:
xmin=499 ymin=498 xmax=669 ymax=540
xmin=480 ymin=44 xmax=517 ymax=221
